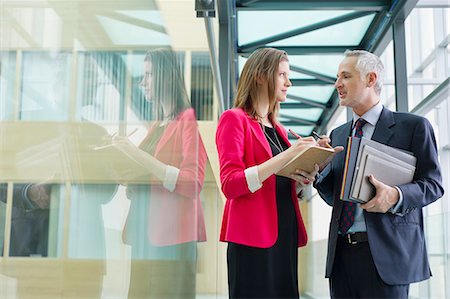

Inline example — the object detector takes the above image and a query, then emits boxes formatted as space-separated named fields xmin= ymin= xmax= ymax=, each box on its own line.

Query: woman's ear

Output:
xmin=256 ymin=75 xmax=266 ymax=85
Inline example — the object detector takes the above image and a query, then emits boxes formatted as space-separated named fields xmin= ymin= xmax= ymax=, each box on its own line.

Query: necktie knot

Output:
xmin=354 ymin=118 xmax=367 ymax=138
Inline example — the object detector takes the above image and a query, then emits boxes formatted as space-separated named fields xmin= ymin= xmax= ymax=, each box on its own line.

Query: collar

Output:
xmin=352 ymin=101 xmax=383 ymax=127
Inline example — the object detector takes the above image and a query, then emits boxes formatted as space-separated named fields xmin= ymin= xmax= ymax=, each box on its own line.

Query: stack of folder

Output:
xmin=340 ymin=137 xmax=416 ymax=203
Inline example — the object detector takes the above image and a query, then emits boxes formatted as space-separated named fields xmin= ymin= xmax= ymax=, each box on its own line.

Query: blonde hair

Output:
xmin=233 ymin=48 xmax=289 ymax=123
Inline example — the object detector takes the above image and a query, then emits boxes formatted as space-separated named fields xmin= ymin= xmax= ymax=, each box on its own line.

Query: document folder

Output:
xmin=276 ymin=145 xmax=335 ymax=178
xmin=340 ymin=137 xmax=416 ymax=203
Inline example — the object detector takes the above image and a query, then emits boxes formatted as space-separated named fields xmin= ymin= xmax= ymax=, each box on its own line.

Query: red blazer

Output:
xmin=124 ymin=108 xmax=207 ymax=246
xmin=216 ymin=108 xmax=307 ymax=248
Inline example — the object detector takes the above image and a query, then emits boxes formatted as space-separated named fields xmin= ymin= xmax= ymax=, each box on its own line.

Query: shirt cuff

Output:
xmin=244 ymin=166 xmax=262 ymax=193
xmin=389 ymin=186 xmax=404 ymax=215
xmin=22 ymin=184 xmax=38 ymax=210
xmin=163 ymin=165 xmax=180 ymax=192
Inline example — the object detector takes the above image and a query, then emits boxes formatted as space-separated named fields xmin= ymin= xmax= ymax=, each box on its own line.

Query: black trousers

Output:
xmin=329 ymin=236 xmax=409 ymax=299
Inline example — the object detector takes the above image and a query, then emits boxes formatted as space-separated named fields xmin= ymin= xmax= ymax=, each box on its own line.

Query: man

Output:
xmin=0 ymin=184 xmax=50 ymax=256
xmin=314 ymin=50 xmax=444 ymax=298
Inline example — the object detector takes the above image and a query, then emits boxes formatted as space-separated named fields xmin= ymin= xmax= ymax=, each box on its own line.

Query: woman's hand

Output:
xmin=282 ymin=136 xmax=317 ymax=161
xmin=291 ymin=164 xmax=319 ymax=187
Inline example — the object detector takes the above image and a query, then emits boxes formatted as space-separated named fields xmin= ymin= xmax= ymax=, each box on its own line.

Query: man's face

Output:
xmin=335 ymin=56 xmax=368 ymax=109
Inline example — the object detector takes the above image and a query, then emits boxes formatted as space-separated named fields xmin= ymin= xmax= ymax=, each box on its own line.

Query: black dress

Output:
xmin=227 ymin=126 xmax=299 ymax=299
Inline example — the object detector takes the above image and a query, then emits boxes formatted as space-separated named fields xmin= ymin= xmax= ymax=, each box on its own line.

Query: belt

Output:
xmin=339 ymin=232 xmax=368 ymax=245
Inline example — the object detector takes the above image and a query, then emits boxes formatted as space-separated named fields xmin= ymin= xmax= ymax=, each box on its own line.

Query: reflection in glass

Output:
xmin=0 ymin=52 xmax=17 ymax=120
xmin=20 ymin=52 xmax=71 ymax=121
xmin=120 ymin=48 xmax=207 ymax=299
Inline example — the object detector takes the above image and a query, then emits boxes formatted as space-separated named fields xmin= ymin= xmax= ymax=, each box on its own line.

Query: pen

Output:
xmin=289 ymin=129 xmax=302 ymax=139
xmin=110 ymin=128 xmax=138 ymax=138
xmin=127 ymin=128 xmax=138 ymax=137
xmin=312 ymin=131 xmax=333 ymax=149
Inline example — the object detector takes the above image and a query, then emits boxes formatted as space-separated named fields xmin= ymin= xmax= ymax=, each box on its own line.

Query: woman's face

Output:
xmin=275 ymin=60 xmax=291 ymax=102
xmin=140 ymin=60 xmax=153 ymax=101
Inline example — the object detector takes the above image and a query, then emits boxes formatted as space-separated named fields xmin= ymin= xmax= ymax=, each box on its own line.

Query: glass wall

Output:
xmin=0 ymin=1 xmax=224 ymax=298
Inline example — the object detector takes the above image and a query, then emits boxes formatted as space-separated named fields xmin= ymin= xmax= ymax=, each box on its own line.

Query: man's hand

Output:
xmin=361 ymin=175 xmax=399 ymax=213
xmin=27 ymin=184 xmax=51 ymax=209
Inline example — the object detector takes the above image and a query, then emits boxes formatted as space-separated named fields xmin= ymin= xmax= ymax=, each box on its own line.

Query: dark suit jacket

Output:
xmin=0 ymin=184 xmax=50 ymax=257
xmin=314 ymin=107 xmax=444 ymax=285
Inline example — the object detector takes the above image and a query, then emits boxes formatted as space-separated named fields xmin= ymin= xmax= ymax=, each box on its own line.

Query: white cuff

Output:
xmin=389 ymin=186 xmax=404 ymax=215
xmin=244 ymin=166 xmax=262 ymax=193
xmin=163 ymin=165 xmax=180 ymax=192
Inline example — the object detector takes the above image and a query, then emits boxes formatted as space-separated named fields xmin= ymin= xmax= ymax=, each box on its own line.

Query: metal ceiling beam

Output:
xmin=236 ymin=0 xmax=389 ymax=11
xmin=410 ymin=78 xmax=450 ymax=116
xmin=279 ymin=114 xmax=317 ymax=126
xmin=281 ymin=121 xmax=315 ymax=127
xmin=239 ymin=46 xmax=354 ymax=56
xmin=290 ymin=65 xmax=336 ymax=83
xmin=238 ymin=11 xmax=373 ymax=52
xmin=280 ymin=102 xmax=324 ymax=109
xmin=238 ymin=0 xmax=262 ymax=6
xmin=218 ymin=0 xmax=237 ymax=111
xmin=287 ymin=95 xmax=327 ymax=109
xmin=290 ymin=79 xmax=332 ymax=86
xmin=367 ymin=0 xmax=419 ymax=54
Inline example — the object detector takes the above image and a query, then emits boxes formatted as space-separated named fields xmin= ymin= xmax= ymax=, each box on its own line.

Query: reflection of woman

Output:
xmin=120 ymin=49 xmax=207 ymax=299
xmin=216 ymin=48 xmax=318 ymax=299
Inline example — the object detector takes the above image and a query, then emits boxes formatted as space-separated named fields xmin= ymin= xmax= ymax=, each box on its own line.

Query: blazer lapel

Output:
xmin=372 ymin=107 xmax=395 ymax=144
xmin=154 ymin=119 xmax=178 ymax=155
xmin=249 ymin=118 xmax=272 ymax=158
xmin=334 ymin=121 xmax=352 ymax=172
xmin=275 ymin=124 xmax=291 ymax=147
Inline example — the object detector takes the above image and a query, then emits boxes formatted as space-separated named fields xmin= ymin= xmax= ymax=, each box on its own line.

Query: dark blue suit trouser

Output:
xmin=329 ymin=236 xmax=409 ymax=299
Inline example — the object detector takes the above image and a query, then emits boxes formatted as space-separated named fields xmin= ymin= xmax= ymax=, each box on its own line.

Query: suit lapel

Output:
xmin=334 ymin=121 xmax=352 ymax=174
xmin=154 ymin=112 xmax=184 ymax=156
xmin=372 ymin=107 xmax=395 ymax=144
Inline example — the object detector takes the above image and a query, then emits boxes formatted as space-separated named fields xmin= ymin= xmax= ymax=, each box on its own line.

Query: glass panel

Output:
xmin=96 ymin=15 xmax=170 ymax=46
xmin=284 ymin=125 xmax=315 ymax=138
xmin=238 ymin=10 xmax=357 ymax=46
xmin=280 ymin=108 xmax=323 ymax=122
xmin=289 ymin=55 xmax=344 ymax=78
xmin=20 ymin=52 xmax=72 ymax=121
xmin=3 ymin=183 xmax=65 ymax=258
xmin=191 ymin=52 xmax=214 ymax=120
xmin=0 ymin=52 xmax=17 ymax=120
xmin=0 ymin=0 xmax=220 ymax=297
xmin=238 ymin=56 xmax=315 ymax=79
xmin=0 ymin=185 xmax=6 ymax=257
xmin=288 ymin=86 xmax=335 ymax=103
xmin=268 ymin=14 xmax=375 ymax=46
xmin=75 ymin=52 xmax=126 ymax=124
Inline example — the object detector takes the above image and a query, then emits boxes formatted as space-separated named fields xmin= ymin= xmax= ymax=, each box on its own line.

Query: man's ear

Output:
xmin=366 ymin=72 xmax=377 ymax=88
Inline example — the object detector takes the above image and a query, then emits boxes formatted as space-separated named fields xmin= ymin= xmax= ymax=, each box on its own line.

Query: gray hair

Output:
xmin=344 ymin=50 xmax=384 ymax=95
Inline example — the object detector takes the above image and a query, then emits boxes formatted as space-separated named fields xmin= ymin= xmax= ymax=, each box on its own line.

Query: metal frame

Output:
xmin=213 ymin=0 xmax=422 ymax=135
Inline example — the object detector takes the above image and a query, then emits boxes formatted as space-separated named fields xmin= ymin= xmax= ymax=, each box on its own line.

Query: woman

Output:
xmin=117 ymin=48 xmax=207 ymax=299
xmin=216 ymin=48 xmax=318 ymax=298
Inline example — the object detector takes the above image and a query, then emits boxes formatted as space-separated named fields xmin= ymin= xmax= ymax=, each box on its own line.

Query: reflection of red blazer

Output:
xmin=216 ymin=108 xmax=307 ymax=248
xmin=146 ymin=108 xmax=207 ymax=246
